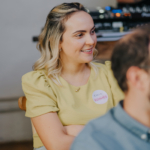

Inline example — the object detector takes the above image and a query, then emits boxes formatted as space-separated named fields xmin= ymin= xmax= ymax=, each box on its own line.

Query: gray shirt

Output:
xmin=71 ymin=101 xmax=150 ymax=150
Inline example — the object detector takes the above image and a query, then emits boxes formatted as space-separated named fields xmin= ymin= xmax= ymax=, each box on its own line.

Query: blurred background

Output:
xmin=1 ymin=0 xmax=150 ymax=149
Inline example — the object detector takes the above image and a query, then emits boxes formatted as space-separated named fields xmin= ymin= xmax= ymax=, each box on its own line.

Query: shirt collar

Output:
xmin=113 ymin=100 xmax=150 ymax=142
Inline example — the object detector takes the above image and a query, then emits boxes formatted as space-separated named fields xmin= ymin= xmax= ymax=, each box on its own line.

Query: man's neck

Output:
xmin=123 ymin=91 xmax=150 ymax=128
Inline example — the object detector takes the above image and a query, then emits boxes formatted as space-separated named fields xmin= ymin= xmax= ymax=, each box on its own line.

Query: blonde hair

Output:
xmin=33 ymin=2 xmax=98 ymax=85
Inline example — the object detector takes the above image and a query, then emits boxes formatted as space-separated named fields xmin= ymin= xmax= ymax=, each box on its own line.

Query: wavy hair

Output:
xmin=33 ymin=2 xmax=98 ymax=85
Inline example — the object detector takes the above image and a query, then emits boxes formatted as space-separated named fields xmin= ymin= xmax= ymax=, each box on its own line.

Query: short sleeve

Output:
xmin=105 ymin=61 xmax=124 ymax=106
xmin=22 ymin=70 xmax=59 ymax=118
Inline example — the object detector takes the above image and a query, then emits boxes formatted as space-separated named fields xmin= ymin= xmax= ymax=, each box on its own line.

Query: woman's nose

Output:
xmin=86 ymin=35 xmax=95 ymax=45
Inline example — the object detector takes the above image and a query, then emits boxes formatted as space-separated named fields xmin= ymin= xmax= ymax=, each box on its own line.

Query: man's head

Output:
xmin=111 ymin=26 xmax=150 ymax=97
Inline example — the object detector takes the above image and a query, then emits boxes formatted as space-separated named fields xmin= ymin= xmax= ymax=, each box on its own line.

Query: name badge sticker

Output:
xmin=92 ymin=90 xmax=108 ymax=104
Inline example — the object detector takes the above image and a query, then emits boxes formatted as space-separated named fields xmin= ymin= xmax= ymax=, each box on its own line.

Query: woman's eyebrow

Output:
xmin=72 ymin=26 xmax=95 ymax=34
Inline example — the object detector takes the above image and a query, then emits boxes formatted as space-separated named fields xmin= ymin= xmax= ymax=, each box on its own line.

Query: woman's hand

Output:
xmin=64 ymin=125 xmax=84 ymax=136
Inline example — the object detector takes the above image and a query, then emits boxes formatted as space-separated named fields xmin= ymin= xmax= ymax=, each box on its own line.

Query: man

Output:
xmin=71 ymin=26 xmax=150 ymax=150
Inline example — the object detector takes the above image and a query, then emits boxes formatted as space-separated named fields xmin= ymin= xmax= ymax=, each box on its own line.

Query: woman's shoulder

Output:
xmin=92 ymin=61 xmax=111 ymax=74
xmin=22 ymin=69 xmax=50 ymax=87
xmin=22 ymin=70 xmax=59 ymax=118
xmin=22 ymin=69 xmax=45 ymax=80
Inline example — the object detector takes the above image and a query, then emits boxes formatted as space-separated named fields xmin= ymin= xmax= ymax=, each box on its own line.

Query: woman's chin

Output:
xmin=82 ymin=57 xmax=94 ymax=63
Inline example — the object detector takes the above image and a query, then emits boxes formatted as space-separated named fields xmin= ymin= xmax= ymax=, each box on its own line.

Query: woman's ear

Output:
xmin=59 ymin=41 xmax=62 ymax=51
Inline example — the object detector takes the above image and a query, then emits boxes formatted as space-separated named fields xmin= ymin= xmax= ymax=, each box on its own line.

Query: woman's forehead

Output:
xmin=64 ymin=11 xmax=94 ymax=32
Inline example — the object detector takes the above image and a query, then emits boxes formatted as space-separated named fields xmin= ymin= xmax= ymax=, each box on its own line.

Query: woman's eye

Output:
xmin=76 ymin=33 xmax=83 ymax=37
xmin=91 ymin=29 xmax=95 ymax=34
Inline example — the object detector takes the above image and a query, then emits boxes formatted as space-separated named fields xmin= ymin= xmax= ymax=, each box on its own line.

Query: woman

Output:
xmin=22 ymin=3 xmax=124 ymax=150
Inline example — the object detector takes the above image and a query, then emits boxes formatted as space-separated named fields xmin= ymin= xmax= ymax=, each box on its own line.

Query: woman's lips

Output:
xmin=81 ymin=48 xmax=93 ymax=54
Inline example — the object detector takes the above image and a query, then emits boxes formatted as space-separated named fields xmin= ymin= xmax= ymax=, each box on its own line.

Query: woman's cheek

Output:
xmin=76 ymin=38 xmax=86 ymax=46
xmin=94 ymin=35 xmax=97 ymax=44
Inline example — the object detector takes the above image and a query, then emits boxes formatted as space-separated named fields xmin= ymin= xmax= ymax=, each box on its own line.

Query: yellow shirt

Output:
xmin=22 ymin=61 xmax=124 ymax=148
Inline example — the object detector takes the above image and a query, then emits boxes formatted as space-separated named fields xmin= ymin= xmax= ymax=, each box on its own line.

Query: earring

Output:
xmin=59 ymin=48 xmax=62 ymax=52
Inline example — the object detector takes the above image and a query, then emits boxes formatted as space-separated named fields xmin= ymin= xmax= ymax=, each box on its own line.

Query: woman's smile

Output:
xmin=81 ymin=48 xmax=93 ymax=54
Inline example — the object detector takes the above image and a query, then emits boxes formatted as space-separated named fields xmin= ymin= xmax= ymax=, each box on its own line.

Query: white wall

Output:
xmin=0 ymin=0 xmax=116 ymax=143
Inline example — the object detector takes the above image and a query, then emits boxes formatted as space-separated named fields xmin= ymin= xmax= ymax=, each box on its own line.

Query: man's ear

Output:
xmin=126 ymin=66 xmax=144 ymax=90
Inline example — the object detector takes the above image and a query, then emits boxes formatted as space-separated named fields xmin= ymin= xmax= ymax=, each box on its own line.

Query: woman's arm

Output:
xmin=31 ymin=112 xmax=74 ymax=150
xmin=64 ymin=125 xmax=84 ymax=136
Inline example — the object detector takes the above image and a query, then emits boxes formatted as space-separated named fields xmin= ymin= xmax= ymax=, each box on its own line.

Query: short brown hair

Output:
xmin=111 ymin=25 xmax=150 ymax=92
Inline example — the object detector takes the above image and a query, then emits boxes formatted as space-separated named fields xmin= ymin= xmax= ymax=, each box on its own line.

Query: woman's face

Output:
xmin=59 ymin=11 xmax=97 ymax=64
